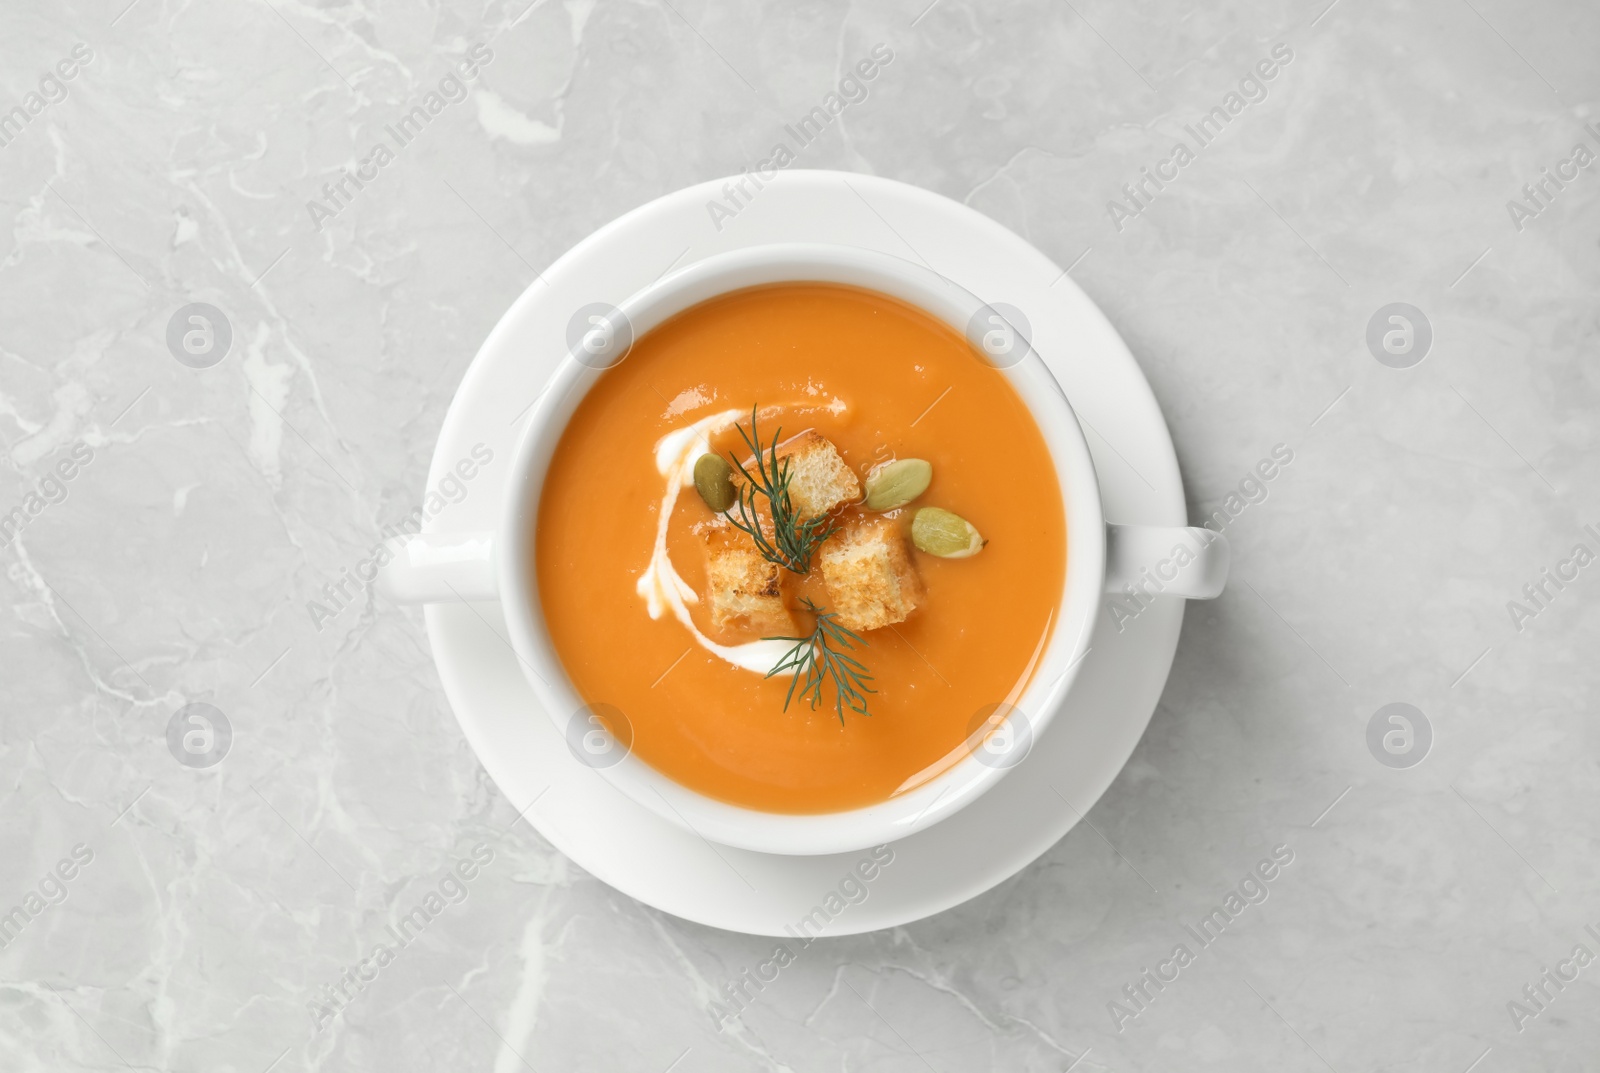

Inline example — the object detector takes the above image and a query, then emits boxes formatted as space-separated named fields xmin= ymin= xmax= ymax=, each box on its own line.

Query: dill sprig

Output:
xmin=764 ymin=599 xmax=875 ymax=724
xmin=723 ymin=406 xmax=838 ymax=574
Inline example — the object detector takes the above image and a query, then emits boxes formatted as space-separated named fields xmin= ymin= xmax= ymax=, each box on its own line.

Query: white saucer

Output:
xmin=421 ymin=170 xmax=1186 ymax=936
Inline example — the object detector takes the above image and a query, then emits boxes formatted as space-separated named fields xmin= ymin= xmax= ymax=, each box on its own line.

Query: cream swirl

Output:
xmin=634 ymin=409 xmax=793 ymax=675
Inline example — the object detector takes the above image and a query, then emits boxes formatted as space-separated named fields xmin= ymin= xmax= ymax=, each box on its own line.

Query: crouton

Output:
xmin=735 ymin=429 xmax=861 ymax=520
xmin=702 ymin=526 xmax=796 ymax=638
xmin=818 ymin=516 xmax=924 ymax=632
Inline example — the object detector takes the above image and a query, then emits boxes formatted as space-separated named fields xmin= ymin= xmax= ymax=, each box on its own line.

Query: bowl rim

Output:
xmin=496 ymin=242 xmax=1107 ymax=856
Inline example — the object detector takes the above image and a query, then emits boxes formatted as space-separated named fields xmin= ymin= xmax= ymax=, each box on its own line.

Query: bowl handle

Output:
xmin=376 ymin=532 xmax=498 ymax=604
xmin=1105 ymin=524 xmax=1228 ymax=601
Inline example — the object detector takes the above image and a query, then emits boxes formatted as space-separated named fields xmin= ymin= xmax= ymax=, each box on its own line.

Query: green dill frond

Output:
xmin=763 ymin=598 xmax=875 ymax=724
xmin=722 ymin=406 xmax=838 ymax=574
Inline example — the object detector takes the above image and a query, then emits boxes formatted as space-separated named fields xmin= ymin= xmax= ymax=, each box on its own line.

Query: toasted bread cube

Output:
xmin=818 ymin=517 xmax=924 ymax=632
xmin=703 ymin=527 xmax=796 ymax=637
xmin=736 ymin=429 xmax=861 ymax=520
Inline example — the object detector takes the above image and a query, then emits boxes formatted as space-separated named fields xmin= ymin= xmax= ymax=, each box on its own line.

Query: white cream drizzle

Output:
xmin=635 ymin=408 xmax=793 ymax=675
xmin=635 ymin=400 xmax=851 ymax=675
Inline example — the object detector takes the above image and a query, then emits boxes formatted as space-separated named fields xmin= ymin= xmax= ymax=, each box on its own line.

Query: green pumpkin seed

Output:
xmin=912 ymin=507 xmax=985 ymax=558
xmin=694 ymin=454 xmax=735 ymax=512
xmin=864 ymin=458 xmax=933 ymax=511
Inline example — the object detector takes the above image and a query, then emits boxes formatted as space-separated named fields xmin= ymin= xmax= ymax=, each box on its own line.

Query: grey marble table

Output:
xmin=3 ymin=1 xmax=1598 ymax=1070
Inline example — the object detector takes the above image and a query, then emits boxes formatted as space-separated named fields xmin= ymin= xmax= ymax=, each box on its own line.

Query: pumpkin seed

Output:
xmin=912 ymin=507 xmax=985 ymax=558
xmin=864 ymin=458 xmax=933 ymax=511
xmin=693 ymin=454 xmax=736 ymax=512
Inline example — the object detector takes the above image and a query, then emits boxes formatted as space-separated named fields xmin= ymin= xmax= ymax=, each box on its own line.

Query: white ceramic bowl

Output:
xmin=380 ymin=243 xmax=1226 ymax=856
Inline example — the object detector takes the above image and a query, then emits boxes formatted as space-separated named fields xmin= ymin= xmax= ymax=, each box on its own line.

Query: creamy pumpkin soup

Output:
xmin=535 ymin=283 xmax=1066 ymax=813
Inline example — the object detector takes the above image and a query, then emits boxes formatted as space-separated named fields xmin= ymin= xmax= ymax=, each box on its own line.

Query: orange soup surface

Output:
xmin=536 ymin=283 xmax=1066 ymax=812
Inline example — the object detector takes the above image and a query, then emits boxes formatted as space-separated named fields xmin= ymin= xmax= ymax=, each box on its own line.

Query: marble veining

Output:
xmin=1 ymin=0 xmax=1597 ymax=1070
